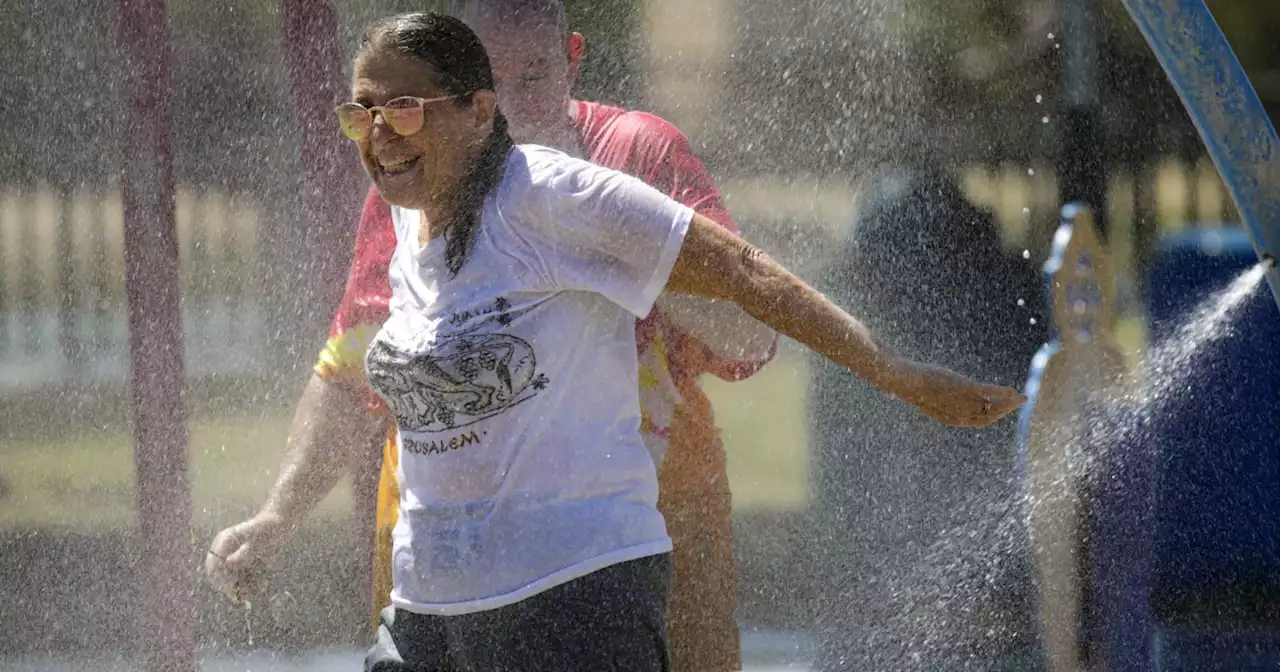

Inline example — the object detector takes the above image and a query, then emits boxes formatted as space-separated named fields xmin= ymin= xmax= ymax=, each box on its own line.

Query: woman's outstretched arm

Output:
xmin=664 ymin=213 xmax=1026 ymax=428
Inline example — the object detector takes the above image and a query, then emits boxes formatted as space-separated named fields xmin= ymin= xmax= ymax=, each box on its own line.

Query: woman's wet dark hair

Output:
xmin=360 ymin=12 xmax=515 ymax=276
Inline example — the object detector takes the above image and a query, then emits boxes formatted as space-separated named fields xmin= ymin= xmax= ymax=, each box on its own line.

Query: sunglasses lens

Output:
xmin=335 ymin=104 xmax=372 ymax=141
xmin=382 ymin=98 xmax=425 ymax=136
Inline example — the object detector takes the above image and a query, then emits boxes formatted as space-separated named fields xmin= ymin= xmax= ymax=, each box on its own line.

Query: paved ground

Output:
xmin=0 ymin=655 xmax=809 ymax=672
xmin=0 ymin=631 xmax=814 ymax=671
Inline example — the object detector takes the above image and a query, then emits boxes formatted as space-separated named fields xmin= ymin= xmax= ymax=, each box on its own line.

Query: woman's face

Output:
xmin=350 ymin=47 xmax=496 ymax=210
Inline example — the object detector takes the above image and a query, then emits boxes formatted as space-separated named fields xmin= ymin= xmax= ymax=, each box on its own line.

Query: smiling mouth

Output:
xmin=379 ymin=156 xmax=421 ymax=176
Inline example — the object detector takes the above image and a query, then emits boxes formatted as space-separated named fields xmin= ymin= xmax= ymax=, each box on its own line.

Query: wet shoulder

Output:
xmin=573 ymin=99 xmax=624 ymax=135
xmin=504 ymin=144 xmax=600 ymax=196
xmin=491 ymin=146 xmax=593 ymax=243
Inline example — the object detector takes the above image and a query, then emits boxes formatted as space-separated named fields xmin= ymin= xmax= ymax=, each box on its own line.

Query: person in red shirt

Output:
xmin=317 ymin=2 xmax=777 ymax=670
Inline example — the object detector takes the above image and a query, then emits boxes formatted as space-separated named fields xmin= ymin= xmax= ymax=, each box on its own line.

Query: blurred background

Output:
xmin=0 ymin=0 xmax=1277 ymax=669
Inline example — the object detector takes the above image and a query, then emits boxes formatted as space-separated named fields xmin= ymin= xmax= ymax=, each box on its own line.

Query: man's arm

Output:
xmin=609 ymin=111 xmax=778 ymax=377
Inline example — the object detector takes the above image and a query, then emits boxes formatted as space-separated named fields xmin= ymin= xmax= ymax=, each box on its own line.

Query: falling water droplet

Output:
xmin=1017 ymin=298 xmax=1026 ymax=307
xmin=1035 ymin=94 xmax=1043 ymax=104
xmin=1041 ymin=116 xmax=1050 ymax=124
xmin=1027 ymin=168 xmax=1036 ymax=176
xmin=243 ymin=601 xmax=254 ymax=648
xmin=1022 ymin=207 xmax=1031 ymax=217
xmin=1047 ymin=32 xmax=1055 ymax=39
xmin=1022 ymin=250 xmax=1031 ymax=259
xmin=1030 ymin=318 xmax=1038 ymax=325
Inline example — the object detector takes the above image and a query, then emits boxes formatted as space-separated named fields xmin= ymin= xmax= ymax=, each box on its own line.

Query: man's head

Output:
xmin=447 ymin=0 xmax=584 ymax=144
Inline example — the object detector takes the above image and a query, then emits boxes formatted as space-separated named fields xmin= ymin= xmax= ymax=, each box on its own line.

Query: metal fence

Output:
xmin=0 ymin=187 xmax=266 ymax=392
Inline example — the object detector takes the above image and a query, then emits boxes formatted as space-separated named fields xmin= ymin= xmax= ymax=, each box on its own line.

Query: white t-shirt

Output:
xmin=364 ymin=145 xmax=694 ymax=615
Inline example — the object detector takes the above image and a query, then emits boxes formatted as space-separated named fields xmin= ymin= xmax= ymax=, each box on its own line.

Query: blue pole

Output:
xmin=1059 ymin=0 xmax=1107 ymax=235
xmin=1121 ymin=0 xmax=1280 ymax=311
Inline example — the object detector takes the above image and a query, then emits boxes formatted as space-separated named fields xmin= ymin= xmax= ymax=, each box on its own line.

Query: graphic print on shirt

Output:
xmin=366 ymin=297 xmax=550 ymax=435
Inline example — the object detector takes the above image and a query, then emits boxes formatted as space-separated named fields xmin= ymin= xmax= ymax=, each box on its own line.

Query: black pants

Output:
xmin=365 ymin=554 xmax=672 ymax=672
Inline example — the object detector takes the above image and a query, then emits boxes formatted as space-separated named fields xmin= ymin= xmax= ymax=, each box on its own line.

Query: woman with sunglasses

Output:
xmin=206 ymin=12 xmax=1025 ymax=671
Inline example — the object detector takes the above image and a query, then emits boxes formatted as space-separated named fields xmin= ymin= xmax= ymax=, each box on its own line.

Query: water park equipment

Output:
xmin=1017 ymin=204 xmax=1127 ymax=672
xmin=1019 ymin=4 xmax=1280 ymax=669
xmin=1122 ymin=0 xmax=1280 ymax=311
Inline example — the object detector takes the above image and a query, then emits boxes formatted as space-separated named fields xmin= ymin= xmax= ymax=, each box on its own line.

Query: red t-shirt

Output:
xmin=316 ymin=100 xmax=775 ymax=408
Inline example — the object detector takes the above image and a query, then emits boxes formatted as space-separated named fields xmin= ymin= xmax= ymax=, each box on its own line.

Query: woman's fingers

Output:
xmin=205 ymin=524 xmax=256 ymax=602
xmin=957 ymin=387 xmax=1025 ymax=427
xmin=972 ymin=382 xmax=1028 ymax=404
xmin=919 ymin=380 xmax=1027 ymax=428
xmin=984 ymin=387 xmax=1028 ymax=416
xmin=205 ymin=550 xmax=244 ymax=602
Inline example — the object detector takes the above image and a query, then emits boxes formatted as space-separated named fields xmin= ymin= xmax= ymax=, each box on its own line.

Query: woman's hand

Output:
xmin=890 ymin=359 xmax=1027 ymax=428
xmin=202 ymin=374 xmax=388 ymax=603
xmin=204 ymin=513 xmax=291 ymax=603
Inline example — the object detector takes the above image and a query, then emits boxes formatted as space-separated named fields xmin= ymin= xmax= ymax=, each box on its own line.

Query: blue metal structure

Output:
xmin=1015 ymin=204 xmax=1146 ymax=670
xmin=1121 ymin=0 xmax=1280 ymax=311
xmin=1115 ymin=5 xmax=1280 ymax=667
xmin=1059 ymin=0 xmax=1107 ymax=233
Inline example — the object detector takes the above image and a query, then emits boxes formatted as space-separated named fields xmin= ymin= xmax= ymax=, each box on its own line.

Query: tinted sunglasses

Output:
xmin=334 ymin=95 xmax=460 ymax=141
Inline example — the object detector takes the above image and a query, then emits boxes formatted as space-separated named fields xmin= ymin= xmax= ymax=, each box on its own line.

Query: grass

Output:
xmin=0 ymin=411 xmax=356 ymax=531
xmin=707 ymin=348 xmax=812 ymax=510
xmin=0 ymin=352 xmax=813 ymax=531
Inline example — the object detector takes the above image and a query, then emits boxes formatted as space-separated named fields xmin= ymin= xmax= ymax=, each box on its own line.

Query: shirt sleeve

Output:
xmin=314 ymin=183 xmax=397 ymax=410
xmin=520 ymin=148 xmax=694 ymax=319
